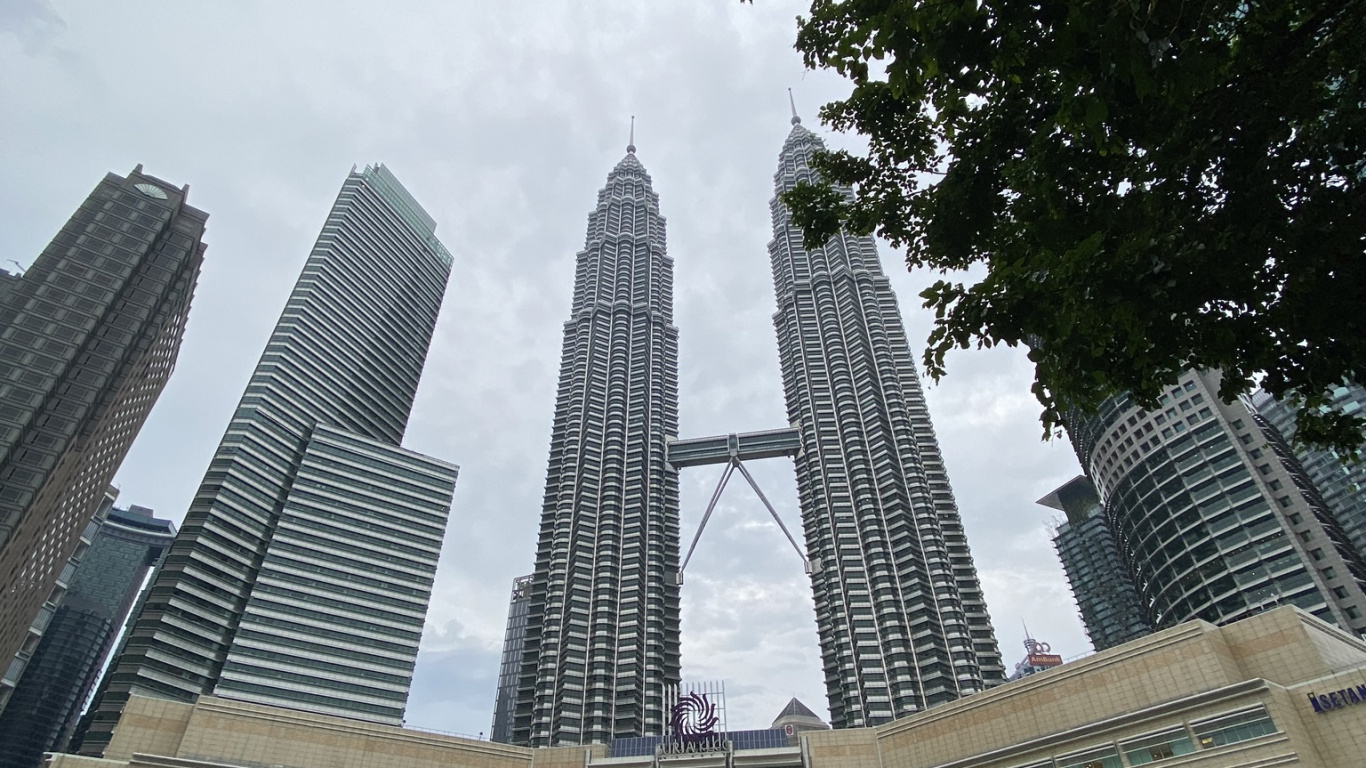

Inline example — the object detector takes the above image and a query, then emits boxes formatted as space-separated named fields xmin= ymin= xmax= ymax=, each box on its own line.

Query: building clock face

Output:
xmin=133 ymin=182 xmax=168 ymax=200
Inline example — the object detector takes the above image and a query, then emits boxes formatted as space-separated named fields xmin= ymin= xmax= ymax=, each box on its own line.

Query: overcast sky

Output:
xmin=1 ymin=0 xmax=1089 ymax=737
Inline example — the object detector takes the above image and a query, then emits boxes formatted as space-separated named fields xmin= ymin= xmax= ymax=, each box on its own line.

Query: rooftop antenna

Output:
xmin=627 ymin=116 xmax=636 ymax=154
xmin=788 ymin=88 xmax=801 ymax=125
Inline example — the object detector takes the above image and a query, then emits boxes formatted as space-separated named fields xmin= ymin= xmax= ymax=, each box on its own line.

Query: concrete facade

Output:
xmin=55 ymin=606 xmax=1366 ymax=768
xmin=0 ymin=166 xmax=204 ymax=708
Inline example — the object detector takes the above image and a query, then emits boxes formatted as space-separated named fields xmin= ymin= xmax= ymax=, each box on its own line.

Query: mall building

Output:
xmin=52 ymin=606 xmax=1366 ymax=768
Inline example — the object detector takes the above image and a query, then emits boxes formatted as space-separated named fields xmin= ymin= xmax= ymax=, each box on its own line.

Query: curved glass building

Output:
xmin=1066 ymin=370 xmax=1366 ymax=636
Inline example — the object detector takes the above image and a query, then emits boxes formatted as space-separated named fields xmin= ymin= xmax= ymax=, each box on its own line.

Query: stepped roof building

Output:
xmin=767 ymin=112 xmax=1005 ymax=728
xmin=511 ymin=141 xmax=682 ymax=746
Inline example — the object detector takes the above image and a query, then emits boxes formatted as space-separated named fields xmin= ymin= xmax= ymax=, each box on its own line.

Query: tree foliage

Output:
xmin=780 ymin=0 xmax=1366 ymax=452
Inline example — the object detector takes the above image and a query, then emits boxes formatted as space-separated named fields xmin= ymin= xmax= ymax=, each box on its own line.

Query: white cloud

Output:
xmin=0 ymin=0 xmax=1088 ymax=736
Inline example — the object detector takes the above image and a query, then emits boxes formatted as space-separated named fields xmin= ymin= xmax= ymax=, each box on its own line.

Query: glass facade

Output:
xmin=512 ymin=145 xmax=682 ymax=746
xmin=79 ymin=165 xmax=457 ymax=754
xmin=1064 ymin=370 xmax=1366 ymax=637
xmin=490 ymin=574 xmax=531 ymax=743
xmin=0 ymin=167 xmax=204 ymax=710
xmin=767 ymin=116 xmax=1004 ymax=728
xmin=1251 ymin=385 xmax=1366 ymax=560
xmin=1039 ymin=476 xmax=1152 ymax=651
xmin=0 ymin=503 xmax=174 ymax=768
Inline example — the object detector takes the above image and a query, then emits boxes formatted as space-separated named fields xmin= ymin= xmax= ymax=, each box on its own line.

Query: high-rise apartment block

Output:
xmin=768 ymin=114 xmax=1004 ymax=728
xmin=0 ymin=502 xmax=174 ymax=768
xmin=79 ymin=165 xmax=458 ymax=754
xmin=1251 ymin=384 xmax=1366 ymax=559
xmin=511 ymin=142 xmax=682 ymax=747
xmin=1063 ymin=369 xmax=1366 ymax=638
xmin=0 ymin=166 xmax=204 ymax=709
xmin=491 ymin=574 xmax=531 ymax=744
xmin=1037 ymin=476 xmax=1152 ymax=651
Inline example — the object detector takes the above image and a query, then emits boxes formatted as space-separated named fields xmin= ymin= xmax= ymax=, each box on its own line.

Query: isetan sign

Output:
xmin=1307 ymin=684 xmax=1366 ymax=713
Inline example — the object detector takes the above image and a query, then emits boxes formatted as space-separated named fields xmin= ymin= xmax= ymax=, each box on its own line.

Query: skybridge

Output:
xmin=665 ymin=427 xmax=816 ymax=583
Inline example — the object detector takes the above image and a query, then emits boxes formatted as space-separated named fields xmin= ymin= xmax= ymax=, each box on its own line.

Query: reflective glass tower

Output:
xmin=1038 ymin=476 xmax=1152 ymax=651
xmin=80 ymin=165 xmax=458 ymax=753
xmin=511 ymin=141 xmax=682 ymax=746
xmin=768 ymin=115 xmax=1005 ymax=729
xmin=1252 ymin=385 xmax=1366 ymax=559
xmin=0 ymin=167 xmax=203 ymax=711
xmin=0 ymin=503 xmax=174 ymax=768
xmin=491 ymin=574 xmax=531 ymax=744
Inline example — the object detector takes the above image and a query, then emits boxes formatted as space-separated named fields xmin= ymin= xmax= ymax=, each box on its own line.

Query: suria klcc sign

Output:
xmin=1307 ymin=684 xmax=1366 ymax=713
xmin=660 ymin=683 xmax=727 ymax=755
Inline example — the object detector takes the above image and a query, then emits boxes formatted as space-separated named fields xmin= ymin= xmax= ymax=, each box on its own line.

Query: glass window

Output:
xmin=1121 ymin=729 xmax=1196 ymax=765
xmin=1056 ymin=745 xmax=1122 ymax=768
xmin=1191 ymin=708 xmax=1276 ymax=749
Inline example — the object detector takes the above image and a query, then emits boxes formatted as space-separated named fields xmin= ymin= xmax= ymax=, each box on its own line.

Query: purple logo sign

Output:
xmin=669 ymin=691 xmax=719 ymax=741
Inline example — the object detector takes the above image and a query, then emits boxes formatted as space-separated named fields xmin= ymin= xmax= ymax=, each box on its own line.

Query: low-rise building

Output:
xmin=49 ymin=605 xmax=1366 ymax=768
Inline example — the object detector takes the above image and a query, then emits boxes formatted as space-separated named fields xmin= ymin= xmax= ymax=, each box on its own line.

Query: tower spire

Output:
xmin=628 ymin=116 xmax=636 ymax=154
xmin=788 ymin=89 xmax=801 ymax=125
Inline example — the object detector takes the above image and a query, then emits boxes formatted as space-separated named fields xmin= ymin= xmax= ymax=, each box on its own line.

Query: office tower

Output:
xmin=1038 ymin=476 xmax=1152 ymax=651
xmin=0 ymin=167 xmax=204 ymax=710
xmin=79 ymin=165 xmax=458 ymax=753
xmin=0 ymin=488 xmax=115 ymax=726
xmin=490 ymin=574 xmax=531 ymax=744
xmin=1252 ymin=385 xmax=1366 ymax=558
xmin=1064 ymin=369 xmax=1366 ymax=635
xmin=768 ymin=112 xmax=1004 ymax=729
xmin=0 ymin=503 xmax=174 ymax=768
xmin=511 ymin=140 xmax=682 ymax=747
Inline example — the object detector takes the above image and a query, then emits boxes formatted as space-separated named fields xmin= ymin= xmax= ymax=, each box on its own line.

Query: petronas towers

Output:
xmin=512 ymin=144 xmax=682 ymax=746
xmin=511 ymin=117 xmax=1002 ymax=746
xmin=770 ymin=117 xmax=1004 ymax=725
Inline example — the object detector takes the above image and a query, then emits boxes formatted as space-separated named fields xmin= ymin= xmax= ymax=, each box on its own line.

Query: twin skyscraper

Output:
xmin=5 ymin=112 xmax=1003 ymax=759
xmin=505 ymin=114 xmax=1003 ymax=746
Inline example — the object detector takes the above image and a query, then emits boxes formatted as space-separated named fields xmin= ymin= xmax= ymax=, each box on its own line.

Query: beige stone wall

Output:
xmin=101 ymin=694 xmax=533 ymax=768
xmin=531 ymin=743 xmax=606 ymax=768
xmin=803 ymin=727 xmax=880 ymax=768
xmin=1288 ymin=667 xmax=1366 ymax=766
xmin=1220 ymin=605 xmax=1366 ymax=684
xmin=872 ymin=620 xmax=1246 ymax=768
xmin=175 ymin=696 xmax=532 ymax=768
xmin=103 ymin=696 xmax=195 ymax=761
xmin=82 ymin=607 xmax=1366 ymax=768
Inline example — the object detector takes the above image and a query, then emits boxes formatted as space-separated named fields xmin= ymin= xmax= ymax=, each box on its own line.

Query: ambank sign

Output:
xmin=1307 ymin=683 xmax=1366 ymax=713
